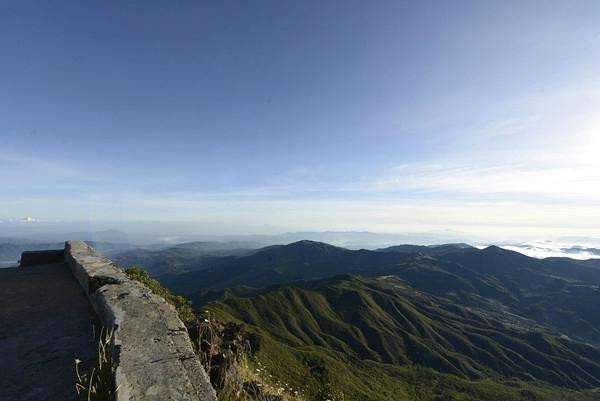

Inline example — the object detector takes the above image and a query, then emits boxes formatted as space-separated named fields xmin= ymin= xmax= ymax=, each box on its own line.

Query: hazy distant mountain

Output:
xmin=563 ymin=245 xmax=600 ymax=256
xmin=0 ymin=241 xmax=64 ymax=262
xmin=110 ymin=242 xmax=260 ymax=276
xmin=84 ymin=241 xmax=142 ymax=256
xmin=0 ymin=225 xmax=475 ymax=248
xmin=0 ymin=261 xmax=18 ymax=268
xmin=169 ymin=241 xmax=264 ymax=252
xmin=3 ymin=223 xmax=599 ymax=260
xmin=20 ymin=230 xmax=159 ymax=245
xmin=376 ymin=243 xmax=473 ymax=255
xmin=0 ymin=238 xmax=140 ymax=265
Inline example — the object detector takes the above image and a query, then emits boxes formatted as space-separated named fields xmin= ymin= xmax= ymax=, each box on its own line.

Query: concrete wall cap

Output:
xmin=65 ymin=241 xmax=217 ymax=401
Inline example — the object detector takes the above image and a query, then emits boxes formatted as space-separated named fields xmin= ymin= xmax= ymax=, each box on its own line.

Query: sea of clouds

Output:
xmin=496 ymin=239 xmax=600 ymax=260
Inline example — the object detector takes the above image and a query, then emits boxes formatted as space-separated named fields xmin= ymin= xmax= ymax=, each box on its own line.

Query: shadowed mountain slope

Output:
xmin=159 ymin=240 xmax=415 ymax=292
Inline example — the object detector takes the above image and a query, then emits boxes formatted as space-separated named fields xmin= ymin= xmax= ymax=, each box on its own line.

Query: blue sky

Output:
xmin=2 ymin=1 xmax=600 ymax=239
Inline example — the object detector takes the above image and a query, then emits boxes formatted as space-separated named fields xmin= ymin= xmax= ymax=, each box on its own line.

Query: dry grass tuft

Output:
xmin=75 ymin=327 xmax=116 ymax=401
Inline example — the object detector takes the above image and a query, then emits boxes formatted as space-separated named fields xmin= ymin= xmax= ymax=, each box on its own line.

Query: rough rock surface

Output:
xmin=66 ymin=241 xmax=217 ymax=401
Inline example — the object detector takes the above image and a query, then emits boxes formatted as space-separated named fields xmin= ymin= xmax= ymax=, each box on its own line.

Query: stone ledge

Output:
xmin=20 ymin=249 xmax=65 ymax=267
xmin=65 ymin=241 xmax=217 ymax=401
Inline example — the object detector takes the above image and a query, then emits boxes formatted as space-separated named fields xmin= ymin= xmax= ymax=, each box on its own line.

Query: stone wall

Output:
xmin=20 ymin=249 xmax=64 ymax=267
xmin=65 ymin=241 xmax=217 ymax=401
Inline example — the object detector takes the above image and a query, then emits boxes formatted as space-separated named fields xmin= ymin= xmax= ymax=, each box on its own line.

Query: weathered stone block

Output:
xmin=65 ymin=241 xmax=217 ymax=401
xmin=20 ymin=249 xmax=64 ymax=267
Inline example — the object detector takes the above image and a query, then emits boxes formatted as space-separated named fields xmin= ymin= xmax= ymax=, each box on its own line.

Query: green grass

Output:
xmin=125 ymin=266 xmax=196 ymax=324
xmin=205 ymin=276 xmax=600 ymax=401
xmin=125 ymin=265 xmax=600 ymax=400
xmin=127 ymin=266 xmax=306 ymax=400
xmin=75 ymin=327 xmax=116 ymax=401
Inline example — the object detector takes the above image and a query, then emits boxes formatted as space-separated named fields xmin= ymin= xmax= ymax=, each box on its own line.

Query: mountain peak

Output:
xmin=285 ymin=240 xmax=345 ymax=251
xmin=483 ymin=245 xmax=504 ymax=252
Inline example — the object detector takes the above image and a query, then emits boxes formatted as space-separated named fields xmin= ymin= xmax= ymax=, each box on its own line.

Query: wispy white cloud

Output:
xmin=369 ymin=79 xmax=600 ymax=204
xmin=2 ymin=79 xmax=599 ymax=239
xmin=372 ymin=161 xmax=600 ymax=203
xmin=499 ymin=240 xmax=600 ymax=260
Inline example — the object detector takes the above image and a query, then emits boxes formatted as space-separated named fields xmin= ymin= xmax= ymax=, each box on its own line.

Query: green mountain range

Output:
xmin=159 ymin=241 xmax=600 ymax=344
xmin=146 ymin=240 xmax=600 ymax=400
xmin=208 ymin=275 xmax=600 ymax=400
